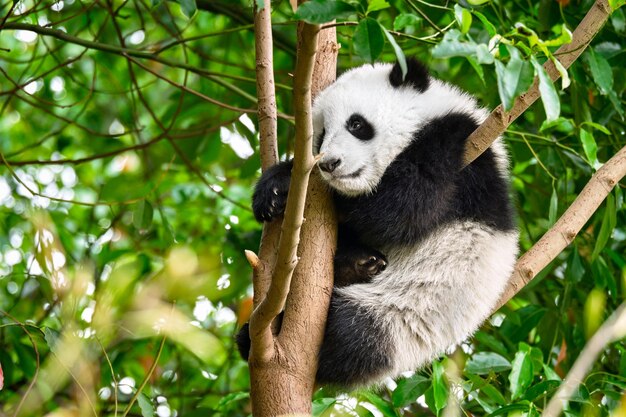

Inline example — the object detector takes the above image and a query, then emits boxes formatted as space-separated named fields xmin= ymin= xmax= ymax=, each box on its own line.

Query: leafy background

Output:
xmin=0 ymin=0 xmax=625 ymax=416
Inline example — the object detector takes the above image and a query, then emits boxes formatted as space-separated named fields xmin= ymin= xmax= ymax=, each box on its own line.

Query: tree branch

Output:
xmin=248 ymin=22 xmax=320 ymax=362
xmin=194 ymin=0 xmax=297 ymax=55
xmin=1 ymin=22 xmax=294 ymax=119
xmin=246 ymin=13 xmax=338 ymax=415
xmin=496 ymin=144 xmax=626 ymax=309
xmin=247 ymin=1 xmax=282 ymax=359
xmin=462 ymin=0 xmax=612 ymax=167
xmin=255 ymin=5 xmax=279 ymax=173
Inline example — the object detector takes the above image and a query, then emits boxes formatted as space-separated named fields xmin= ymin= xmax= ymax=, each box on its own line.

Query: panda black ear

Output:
xmin=389 ymin=58 xmax=430 ymax=93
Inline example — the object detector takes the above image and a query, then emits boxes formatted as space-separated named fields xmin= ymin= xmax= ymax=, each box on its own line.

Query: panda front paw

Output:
xmin=252 ymin=161 xmax=292 ymax=222
xmin=356 ymin=253 xmax=388 ymax=278
xmin=334 ymin=246 xmax=388 ymax=287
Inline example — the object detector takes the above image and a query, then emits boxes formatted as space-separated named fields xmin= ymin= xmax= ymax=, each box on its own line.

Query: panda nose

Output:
xmin=319 ymin=158 xmax=341 ymax=173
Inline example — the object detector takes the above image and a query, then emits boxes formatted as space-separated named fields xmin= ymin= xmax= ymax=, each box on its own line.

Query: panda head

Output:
xmin=312 ymin=58 xmax=481 ymax=197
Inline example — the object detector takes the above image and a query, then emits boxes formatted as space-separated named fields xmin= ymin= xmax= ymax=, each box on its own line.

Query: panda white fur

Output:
xmin=239 ymin=58 xmax=519 ymax=388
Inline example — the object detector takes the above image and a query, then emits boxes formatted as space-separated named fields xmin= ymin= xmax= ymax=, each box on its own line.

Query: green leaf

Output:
xmin=531 ymin=56 xmax=560 ymax=121
xmin=565 ymin=248 xmax=585 ymax=283
xmin=134 ymin=200 xmax=154 ymax=231
xmin=367 ymin=0 xmax=390 ymax=13
xmin=466 ymin=0 xmax=491 ymax=4
xmin=359 ymin=391 xmax=400 ymax=417
xmin=354 ymin=18 xmax=385 ymax=63
xmin=432 ymin=360 xmax=448 ymax=414
xmin=475 ymin=44 xmax=494 ymax=64
xmin=44 ymin=327 xmax=60 ymax=353
xmin=584 ymin=50 xmax=613 ymax=95
xmin=15 ymin=343 xmax=37 ymax=378
xmin=432 ymin=30 xmax=477 ymax=58
xmin=392 ymin=374 xmax=430 ymax=407
xmin=539 ymin=117 xmax=575 ymax=133
xmin=611 ymin=7 xmax=626 ymax=33
xmin=137 ymin=393 xmax=154 ymax=417
xmin=466 ymin=56 xmax=485 ymax=84
xmin=217 ymin=392 xmax=250 ymax=411
xmin=454 ymin=4 xmax=472 ymax=34
xmin=495 ymin=47 xmax=533 ymax=111
xmin=382 ymin=26 xmax=406 ymax=79
xmin=542 ymin=363 xmax=562 ymax=381
xmin=548 ymin=186 xmax=558 ymax=225
xmin=465 ymin=352 xmax=512 ymax=375
xmin=609 ymin=0 xmax=626 ymax=11
xmin=486 ymin=402 xmax=532 ymax=416
xmin=592 ymin=194 xmax=616 ymax=260
xmin=394 ymin=13 xmax=421 ymax=31
xmin=256 ymin=0 xmax=265 ymax=10
xmin=509 ymin=347 xmax=534 ymax=400
xmin=474 ymin=331 xmax=508 ymax=356
xmin=579 ymin=128 xmax=598 ymax=166
xmin=312 ymin=398 xmax=336 ymax=416
xmin=472 ymin=11 xmax=497 ymax=36
xmin=466 ymin=374 xmax=507 ymax=405
xmin=550 ymin=55 xmax=571 ymax=89
xmin=294 ymin=0 xmax=357 ymax=24
xmin=542 ymin=24 xmax=573 ymax=47
xmin=176 ymin=0 xmax=196 ymax=18
xmin=580 ymin=121 xmax=611 ymax=135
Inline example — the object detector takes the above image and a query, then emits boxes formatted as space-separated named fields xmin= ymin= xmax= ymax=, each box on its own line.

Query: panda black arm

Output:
xmin=252 ymin=159 xmax=293 ymax=222
xmin=337 ymin=113 xmax=479 ymax=247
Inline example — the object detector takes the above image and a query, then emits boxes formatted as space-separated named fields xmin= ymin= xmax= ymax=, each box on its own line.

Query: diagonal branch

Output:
xmin=496 ymin=144 xmax=626 ymax=309
xmin=463 ymin=0 xmax=612 ymax=167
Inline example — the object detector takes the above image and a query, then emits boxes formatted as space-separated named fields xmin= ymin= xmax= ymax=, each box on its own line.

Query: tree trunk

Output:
xmin=248 ymin=18 xmax=338 ymax=416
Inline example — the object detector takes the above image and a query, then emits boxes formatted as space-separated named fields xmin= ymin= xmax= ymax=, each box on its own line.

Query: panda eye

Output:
xmin=346 ymin=114 xmax=375 ymax=141
xmin=349 ymin=119 xmax=362 ymax=131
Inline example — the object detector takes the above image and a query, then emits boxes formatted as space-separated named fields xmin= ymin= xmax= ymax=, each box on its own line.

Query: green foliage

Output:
xmin=0 ymin=0 xmax=625 ymax=416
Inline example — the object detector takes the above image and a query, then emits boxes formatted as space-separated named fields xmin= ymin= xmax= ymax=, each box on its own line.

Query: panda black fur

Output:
xmin=238 ymin=58 xmax=519 ymax=388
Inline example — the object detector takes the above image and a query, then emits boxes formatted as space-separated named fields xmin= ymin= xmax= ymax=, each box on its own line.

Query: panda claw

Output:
xmin=354 ymin=252 xmax=388 ymax=278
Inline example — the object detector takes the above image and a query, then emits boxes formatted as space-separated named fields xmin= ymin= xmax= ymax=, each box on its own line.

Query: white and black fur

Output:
xmin=238 ymin=59 xmax=519 ymax=388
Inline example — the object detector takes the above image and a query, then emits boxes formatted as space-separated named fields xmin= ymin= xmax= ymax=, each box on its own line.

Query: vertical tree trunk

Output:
xmin=248 ymin=22 xmax=338 ymax=417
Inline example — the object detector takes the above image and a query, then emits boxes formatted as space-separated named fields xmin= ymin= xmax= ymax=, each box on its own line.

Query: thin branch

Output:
xmin=463 ymin=0 xmax=612 ymax=167
xmin=5 ymin=117 xmax=236 ymax=166
xmin=255 ymin=3 xmax=279 ymax=172
xmin=248 ymin=22 xmax=321 ymax=362
xmin=321 ymin=21 xmax=439 ymax=44
xmin=0 ymin=152 xmax=174 ymax=207
xmin=1 ymin=22 xmax=293 ymax=119
xmin=122 ymin=336 xmax=166 ymax=417
xmin=496 ymin=144 xmax=626 ymax=309
xmin=541 ymin=304 xmax=626 ymax=417
xmin=248 ymin=2 xmax=284 ymax=325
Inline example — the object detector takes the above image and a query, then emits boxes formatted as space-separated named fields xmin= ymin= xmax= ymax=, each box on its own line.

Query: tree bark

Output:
xmin=247 ymin=10 xmax=338 ymax=415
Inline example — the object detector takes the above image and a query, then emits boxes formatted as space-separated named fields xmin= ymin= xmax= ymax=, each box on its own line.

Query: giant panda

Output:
xmin=238 ymin=58 xmax=519 ymax=388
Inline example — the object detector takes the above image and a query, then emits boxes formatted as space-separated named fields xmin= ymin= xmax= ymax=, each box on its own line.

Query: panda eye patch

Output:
xmin=346 ymin=114 xmax=374 ymax=141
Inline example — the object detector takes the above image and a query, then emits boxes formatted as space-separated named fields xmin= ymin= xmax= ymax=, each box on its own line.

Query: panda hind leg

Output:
xmin=316 ymin=291 xmax=393 ymax=387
